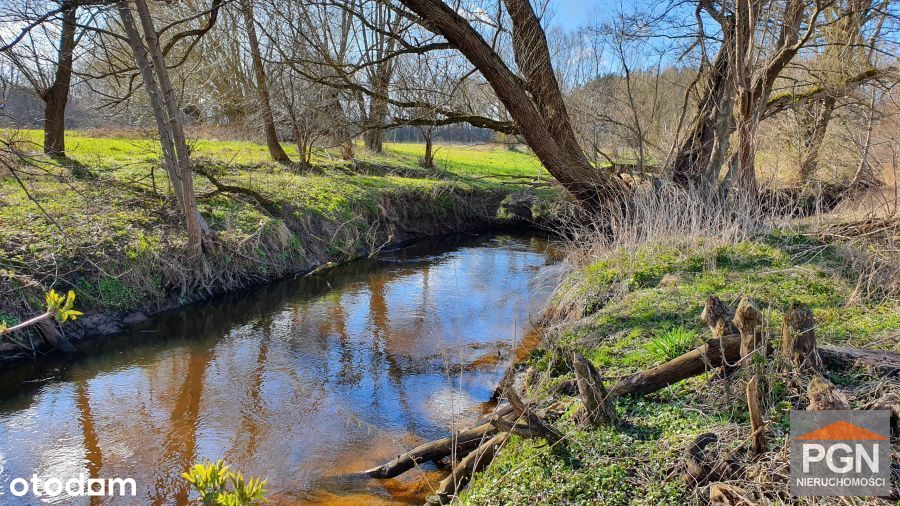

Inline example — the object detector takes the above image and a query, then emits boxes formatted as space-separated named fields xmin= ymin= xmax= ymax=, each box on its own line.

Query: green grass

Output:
xmin=0 ymin=129 xmax=558 ymax=317
xmin=465 ymin=232 xmax=899 ymax=505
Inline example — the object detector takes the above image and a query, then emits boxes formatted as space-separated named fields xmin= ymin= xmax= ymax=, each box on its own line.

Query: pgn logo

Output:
xmin=790 ymin=410 xmax=891 ymax=496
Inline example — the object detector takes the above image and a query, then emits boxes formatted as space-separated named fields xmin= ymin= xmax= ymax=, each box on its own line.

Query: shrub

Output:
xmin=182 ymin=460 xmax=267 ymax=506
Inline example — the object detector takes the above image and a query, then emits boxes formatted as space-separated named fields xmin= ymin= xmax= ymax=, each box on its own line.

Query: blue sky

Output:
xmin=549 ymin=0 xmax=616 ymax=31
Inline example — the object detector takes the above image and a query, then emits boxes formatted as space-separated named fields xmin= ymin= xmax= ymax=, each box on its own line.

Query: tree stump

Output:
xmin=709 ymin=483 xmax=752 ymax=505
xmin=684 ymin=432 xmax=720 ymax=485
xmin=702 ymin=296 xmax=738 ymax=339
xmin=573 ymin=353 xmax=617 ymax=427
xmin=807 ymin=374 xmax=850 ymax=410
xmin=746 ymin=374 xmax=766 ymax=454
xmin=781 ymin=302 xmax=821 ymax=371
xmin=734 ymin=297 xmax=765 ymax=361
xmin=864 ymin=392 xmax=899 ymax=429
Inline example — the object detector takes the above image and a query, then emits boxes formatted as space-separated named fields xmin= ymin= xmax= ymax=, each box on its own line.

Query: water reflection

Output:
xmin=0 ymin=234 xmax=561 ymax=504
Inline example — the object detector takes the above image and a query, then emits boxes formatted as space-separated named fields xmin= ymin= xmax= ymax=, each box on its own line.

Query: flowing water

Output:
xmin=0 ymin=233 xmax=562 ymax=505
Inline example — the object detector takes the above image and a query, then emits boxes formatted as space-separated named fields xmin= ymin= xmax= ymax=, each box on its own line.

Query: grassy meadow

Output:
xmin=0 ymin=129 xmax=555 ymax=324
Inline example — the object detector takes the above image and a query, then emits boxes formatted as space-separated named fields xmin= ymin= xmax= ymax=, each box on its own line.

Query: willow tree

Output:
xmin=389 ymin=0 xmax=624 ymax=207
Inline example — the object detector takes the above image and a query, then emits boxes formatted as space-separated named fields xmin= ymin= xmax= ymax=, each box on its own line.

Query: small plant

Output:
xmin=1 ymin=289 xmax=82 ymax=337
xmin=182 ymin=460 xmax=267 ymax=506
xmin=645 ymin=325 xmax=699 ymax=363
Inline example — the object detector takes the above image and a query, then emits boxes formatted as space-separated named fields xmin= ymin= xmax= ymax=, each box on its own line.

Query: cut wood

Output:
xmin=365 ymin=404 xmax=515 ymax=479
xmin=806 ymin=374 xmax=850 ymax=410
xmin=709 ymin=483 xmax=753 ymax=505
xmin=746 ymin=374 xmax=766 ymax=454
xmin=864 ymin=392 xmax=899 ymax=428
xmin=684 ymin=432 xmax=719 ymax=485
xmin=781 ymin=302 xmax=821 ymax=371
xmin=733 ymin=297 xmax=765 ymax=361
xmin=610 ymin=334 xmax=741 ymax=396
xmin=818 ymin=345 xmax=900 ymax=377
xmin=573 ymin=353 xmax=617 ymax=427
xmin=426 ymin=432 xmax=509 ymax=505
xmin=702 ymin=296 xmax=738 ymax=338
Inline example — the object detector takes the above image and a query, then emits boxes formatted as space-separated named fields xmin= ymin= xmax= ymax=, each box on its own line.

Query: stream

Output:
xmin=0 ymin=233 xmax=562 ymax=505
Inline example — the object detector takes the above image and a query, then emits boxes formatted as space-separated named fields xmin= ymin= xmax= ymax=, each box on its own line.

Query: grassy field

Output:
xmin=463 ymin=231 xmax=899 ymax=504
xmin=0 ymin=129 xmax=555 ymax=330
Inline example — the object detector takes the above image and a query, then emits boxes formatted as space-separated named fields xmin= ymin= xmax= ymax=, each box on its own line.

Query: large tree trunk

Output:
xmin=42 ymin=6 xmax=77 ymax=157
xmin=396 ymin=0 xmax=623 ymax=208
xmin=670 ymin=18 xmax=735 ymax=190
xmin=240 ymin=0 xmax=290 ymax=163
xmin=797 ymin=95 xmax=836 ymax=184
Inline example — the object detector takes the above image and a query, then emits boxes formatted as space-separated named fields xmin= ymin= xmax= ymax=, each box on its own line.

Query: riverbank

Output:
xmin=462 ymin=218 xmax=899 ymax=504
xmin=0 ymin=130 xmax=562 ymax=362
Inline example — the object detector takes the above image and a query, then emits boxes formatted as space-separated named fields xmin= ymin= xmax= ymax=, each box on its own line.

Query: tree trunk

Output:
xmin=734 ymin=297 xmax=765 ymax=362
xmin=121 ymin=0 xmax=210 ymax=257
xmin=670 ymin=17 xmax=735 ymax=190
xmin=240 ymin=0 xmax=290 ymax=163
xmin=797 ymin=96 xmax=836 ymax=184
xmin=807 ymin=374 xmax=850 ymax=410
xmin=396 ymin=0 xmax=623 ymax=208
xmin=610 ymin=334 xmax=742 ymax=397
xmin=781 ymin=302 xmax=821 ymax=371
xmin=42 ymin=6 xmax=77 ymax=157
xmin=422 ymin=129 xmax=434 ymax=168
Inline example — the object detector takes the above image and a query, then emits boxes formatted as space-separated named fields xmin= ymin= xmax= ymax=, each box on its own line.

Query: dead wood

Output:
xmin=806 ymin=374 xmax=850 ymax=410
xmin=746 ymin=374 xmax=766 ymax=454
xmin=365 ymin=404 xmax=515 ymax=479
xmin=817 ymin=345 xmax=900 ymax=377
xmin=781 ymin=302 xmax=822 ymax=371
xmin=733 ymin=297 xmax=765 ymax=361
xmin=504 ymin=388 xmax=563 ymax=445
xmin=702 ymin=296 xmax=739 ymax=338
xmin=425 ymin=432 xmax=509 ymax=505
xmin=709 ymin=483 xmax=754 ymax=505
xmin=573 ymin=353 xmax=617 ymax=427
xmin=684 ymin=432 xmax=720 ymax=485
xmin=610 ymin=334 xmax=742 ymax=397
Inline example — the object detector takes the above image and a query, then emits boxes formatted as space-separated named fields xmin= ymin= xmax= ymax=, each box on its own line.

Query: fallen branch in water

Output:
xmin=363 ymin=403 xmax=516 ymax=479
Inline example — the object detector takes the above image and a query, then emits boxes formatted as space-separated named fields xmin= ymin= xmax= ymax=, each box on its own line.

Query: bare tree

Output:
xmin=116 ymin=0 xmax=216 ymax=257
xmin=239 ymin=0 xmax=291 ymax=162
xmin=391 ymin=0 xmax=624 ymax=207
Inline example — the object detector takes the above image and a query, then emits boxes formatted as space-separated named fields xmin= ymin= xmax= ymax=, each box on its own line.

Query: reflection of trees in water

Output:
xmin=224 ymin=314 xmax=273 ymax=466
xmin=150 ymin=346 xmax=211 ymax=506
xmin=75 ymin=381 xmax=102 ymax=506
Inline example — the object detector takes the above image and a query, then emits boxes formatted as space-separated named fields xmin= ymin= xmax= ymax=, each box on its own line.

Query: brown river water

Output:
xmin=0 ymin=233 xmax=562 ymax=505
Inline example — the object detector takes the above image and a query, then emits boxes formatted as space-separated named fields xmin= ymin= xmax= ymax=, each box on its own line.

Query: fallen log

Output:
xmin=818 ymin=345 xmax=900 ymax=377
xmin=365 ymin=404 xmax=515 ymax=479
xmin=426 ymin=432 xmax=509 ymax=505
xmin=610 ymin=334 xmax=742 ymax=396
